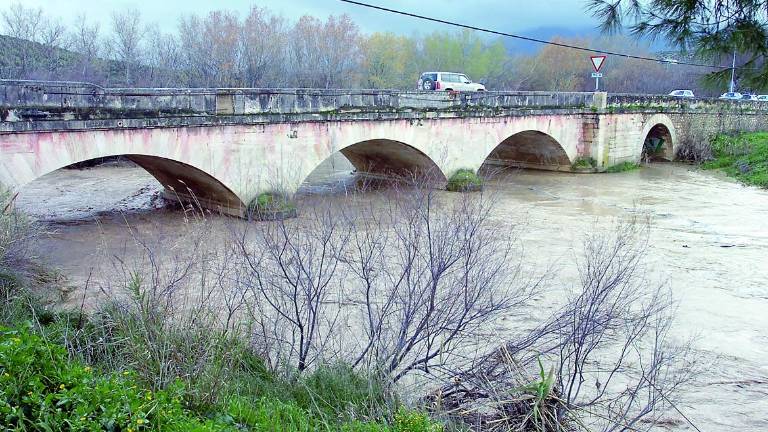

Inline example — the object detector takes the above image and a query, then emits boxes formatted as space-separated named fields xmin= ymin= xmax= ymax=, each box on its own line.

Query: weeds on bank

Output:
xmin=0 ymin=188 xmax=441 ymax=431
xmin=571 ymin=157 xmax=596 ymax=171
xmin=702 ymin=132 xmax=768 ymax=187
xmin=604 ymin=161 xmax=640 ymax=173
xmin=0 ymin=301 xmax=440 ymax=432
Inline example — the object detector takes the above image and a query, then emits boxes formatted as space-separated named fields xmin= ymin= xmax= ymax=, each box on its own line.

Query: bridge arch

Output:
xmin=0 ymin=129 xmax=247 ymax=215
xmin=122 ymin=155 xmax=243 ymax=209
xmin=640 ymin=114 xmax=677 ymax=161
xmin=339 ymin=138 xmax=447 ymax=180
xmin=298 ymin=138 xmax=448 ymax=189
xmin=482 ymin=130 xmax=572 ymax=172
xmin=11 ymin=154 xmax=244 ymax=213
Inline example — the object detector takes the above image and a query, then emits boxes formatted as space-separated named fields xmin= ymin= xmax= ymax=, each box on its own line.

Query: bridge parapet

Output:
xmin=607 ymin=93 xmax=768 ymax=112
xmin=1 ymin=79 xmax=596 ymax=120
xmin=5 ymin=81 xmax=768 ymax=121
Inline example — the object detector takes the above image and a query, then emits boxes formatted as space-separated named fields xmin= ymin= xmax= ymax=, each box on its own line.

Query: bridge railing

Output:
xmin=6 ymin=80 xmax=768 ymax=121
xmin=607 ymin=92 xmax=768 ymax=110
xmin=0 ymin=80 xmax=597 ymax=117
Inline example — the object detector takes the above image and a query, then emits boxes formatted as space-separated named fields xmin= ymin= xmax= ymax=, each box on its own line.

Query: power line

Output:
xmin=338 ymin=0 xmax=752 ymax=71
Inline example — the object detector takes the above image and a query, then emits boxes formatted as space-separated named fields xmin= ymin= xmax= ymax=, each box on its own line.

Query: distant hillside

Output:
xmin=503 ymin=26 xmax=669 ymax=55
xmin=502 ymin=26 xmax=599 ymax=54
xmin=0 ymin=34 xmax=129 ymax=86
xmin=0 ymin=34 xmax=74 ymax=78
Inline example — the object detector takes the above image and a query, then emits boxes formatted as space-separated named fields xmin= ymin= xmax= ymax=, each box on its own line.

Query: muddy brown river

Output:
xmin=15 ymin=160 xmax=768 ymax=431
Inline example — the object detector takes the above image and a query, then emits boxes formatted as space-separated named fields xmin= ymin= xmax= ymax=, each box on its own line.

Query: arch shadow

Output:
xmin=28 ymin=154 xmax=244 ymax=214
xmin=642 ymin=124 xmax=674 ymax=161
xmin=126 ymin=155 xmax=243 ymax=210
xmin=481 ymin=130 xmax=572 ymax=172
xmin=298 ymin=139 xmax=447 ymax=193
xmin=340 ymin=139 xmax=446 ymax=180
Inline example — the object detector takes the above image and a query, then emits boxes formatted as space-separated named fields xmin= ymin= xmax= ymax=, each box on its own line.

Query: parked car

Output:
xmin=418 ymin=72 xmax=486 ymax=92
xmin=757 ymin=95 xmax=768 ymax=101
xmin=741 ymin=93 xmax=759 ymax=101
xmin=668 ymin=89 xmax=694 ymax=98
xmin=719 ymin=92 xmax=743 ymax=100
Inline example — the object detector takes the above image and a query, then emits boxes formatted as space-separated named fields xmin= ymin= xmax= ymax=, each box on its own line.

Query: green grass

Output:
xmin=0 ymin=275 xmax=442 ymax=431
xmin=248 ymin=192 xmax=297 ymax=213
xmin=571 ymin=157 xmax=597 ymax=170
xmin=0 ymin=319 xmax=443 ymax=432
xmin=0 ymin=189 xmax=446 ymax=431
xmin=445 ymin=169 xmax=482 ymax=192
xmin=604 ymin=161 xmax=640 ymax=173
xmin=702 ymin=132 xmax=768 ymax=188
xmin=0 ymin=326 xmax=207 ymax=431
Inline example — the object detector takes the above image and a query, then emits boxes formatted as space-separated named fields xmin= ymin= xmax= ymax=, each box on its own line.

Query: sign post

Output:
xmin=590 ymin=55 xmax=606 ymax=91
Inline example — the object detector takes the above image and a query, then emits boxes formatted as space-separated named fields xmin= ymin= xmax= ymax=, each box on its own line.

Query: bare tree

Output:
xmin=547 ymin=219 xmax=693 ymax=430
xmin=290 ymin=14 xmax=362 ymax=88
xmin=38 ymin=16 xmax=69 ymax=79
xmin=109 ymin=8 xmax=144 ymax=85
xmin=429 ymin=218 xmax=696 ymax=431
xmin=344 ymin=183 xmax=534 ymax=381
xmin=1 ymin=3 xmax=43 ymax=41
xmin=145 ymin=24 xmax=182 ymax=87
xmin=72 ymin=14 xmax=102 ymax=80
xmin=235 ymin=202 xmax=351 ymax=372
xmin=240 ymin=6 xmax=288 ymax=87
xmin=0 ymin=188 xmax=37 ymax=305
xmin=178 ymin=11 xmax=241 ymax=87
xmin=1 ymin=3 xmax=44 ymax=77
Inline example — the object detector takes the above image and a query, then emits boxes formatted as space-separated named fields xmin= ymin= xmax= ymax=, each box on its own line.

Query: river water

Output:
xmin=14 ymin=160 xmax=768 ymax=431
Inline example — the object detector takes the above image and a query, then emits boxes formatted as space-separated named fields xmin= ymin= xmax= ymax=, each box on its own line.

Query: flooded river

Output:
xmin=15 ymin=160 xmax=768 ymax=431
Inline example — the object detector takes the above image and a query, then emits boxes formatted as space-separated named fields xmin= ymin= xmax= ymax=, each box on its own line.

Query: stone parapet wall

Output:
xmin=669 ymin=111 xmax=768 ymax=149
xmin=0 ymin=80 xmax=595 ymax=117
xmin=607 ymin=93 xmax=768 ymax=112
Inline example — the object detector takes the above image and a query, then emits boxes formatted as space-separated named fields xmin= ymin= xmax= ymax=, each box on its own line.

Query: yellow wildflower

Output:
xmin=136 ymin=419 xmax=145 ymax=425
xmin=59 ymin=384 xmax=65 ymax=390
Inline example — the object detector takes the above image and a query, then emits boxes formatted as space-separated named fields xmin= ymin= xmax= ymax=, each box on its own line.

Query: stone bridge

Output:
xmin=2 ymin=80 xmax=768 ymax=216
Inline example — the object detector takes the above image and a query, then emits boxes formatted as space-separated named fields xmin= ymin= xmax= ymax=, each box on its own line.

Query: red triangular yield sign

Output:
xmin=590 ymin=55 xmax=606 ymax=72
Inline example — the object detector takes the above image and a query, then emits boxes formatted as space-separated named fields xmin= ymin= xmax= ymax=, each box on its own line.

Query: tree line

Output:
xmin=0 ymin=2 xmax=719 ymax=95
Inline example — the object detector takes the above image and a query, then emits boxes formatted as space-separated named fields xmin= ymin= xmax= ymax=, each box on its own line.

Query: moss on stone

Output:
xmin=571 ymin=157 xmax=597 ymax=171
xmin=446 ymin=169 xmax=483 ymax=192
xmin=604 ymin=161 xmax=640 ymax=173
xmin=247 ymin=192 xmax=297 ymax=221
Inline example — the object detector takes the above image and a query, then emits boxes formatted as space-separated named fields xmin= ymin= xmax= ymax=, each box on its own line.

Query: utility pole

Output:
xmin=729 ymin=50 xmax=736 ymax=93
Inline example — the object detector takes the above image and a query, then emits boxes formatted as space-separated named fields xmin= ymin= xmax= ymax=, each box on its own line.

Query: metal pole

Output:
xmin=729 ymin=50 xmax=736 ymax=93
xmin=595 ymin=76 xmax=599 ymax=91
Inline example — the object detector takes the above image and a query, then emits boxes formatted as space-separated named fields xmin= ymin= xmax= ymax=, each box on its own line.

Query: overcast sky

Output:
xmin=0 ymin=0 xmax=599 ymax=39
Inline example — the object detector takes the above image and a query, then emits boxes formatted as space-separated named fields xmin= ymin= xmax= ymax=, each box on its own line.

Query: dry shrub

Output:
xmin=428 ymin=218 xmax=697 ymax=431
xmin=675 ymin=129 xmax=714 ymax=163
xmin=0 ymin=188 xmax=38 ymax=312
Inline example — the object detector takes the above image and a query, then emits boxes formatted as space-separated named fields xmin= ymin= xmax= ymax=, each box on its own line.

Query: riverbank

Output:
xmin=8 ymin=162 xmax=768 ymax=431
xmin=703 ymin=131 xmax=768 ymax=188
xmin=0 ymin=303 xmax=440 ymax=432
xmin=0 ymin=213 xmax=441 ymax=431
